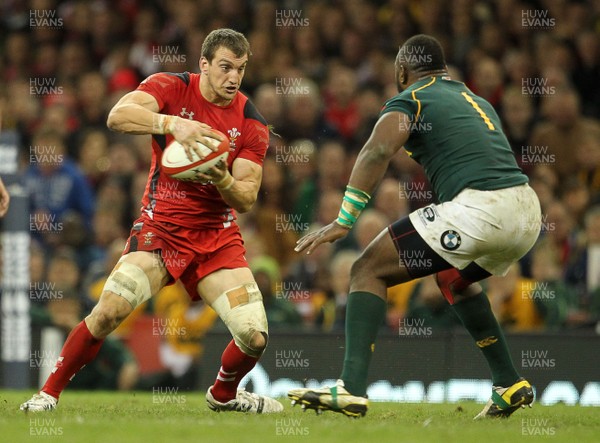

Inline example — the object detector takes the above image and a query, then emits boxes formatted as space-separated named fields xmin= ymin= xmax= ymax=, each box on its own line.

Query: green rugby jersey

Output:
xmin=381 ymin=76 xmax=527 ymax=202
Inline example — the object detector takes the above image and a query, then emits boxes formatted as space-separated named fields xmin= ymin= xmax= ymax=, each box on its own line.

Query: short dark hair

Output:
xmin=201 ymin=28 xmax=251 ymax=62
xmin=396 ymin=34 xmax=446 ymax=74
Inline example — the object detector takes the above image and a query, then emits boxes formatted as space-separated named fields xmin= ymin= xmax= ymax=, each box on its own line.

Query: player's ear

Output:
xmin=199 ymin=57 xmax=209 ymax=74
xmin=400 ymin=65 xmax=408 ymax=85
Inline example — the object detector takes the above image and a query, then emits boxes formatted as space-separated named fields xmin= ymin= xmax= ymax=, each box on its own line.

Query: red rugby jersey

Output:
xmin=136 ymin=72 xmax=269 ymax=229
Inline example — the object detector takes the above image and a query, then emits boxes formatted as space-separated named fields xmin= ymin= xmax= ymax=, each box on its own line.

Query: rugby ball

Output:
xmin=161 ymin=131 xmax=229 ymax=180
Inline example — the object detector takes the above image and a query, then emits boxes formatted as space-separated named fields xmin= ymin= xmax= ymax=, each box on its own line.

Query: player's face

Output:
xmin=200 ymin=47 xmax=248 ymax=104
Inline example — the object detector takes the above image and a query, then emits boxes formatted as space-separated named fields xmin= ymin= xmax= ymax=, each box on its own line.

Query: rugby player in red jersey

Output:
xmin=21 ymin=28 xmax=283 ymax=414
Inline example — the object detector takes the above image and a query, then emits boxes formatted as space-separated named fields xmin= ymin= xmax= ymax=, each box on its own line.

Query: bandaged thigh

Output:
xmin=211 ymin=282 xmax=268 ymax=357
xmin=103 ymin=258 xmax=153 ymax=309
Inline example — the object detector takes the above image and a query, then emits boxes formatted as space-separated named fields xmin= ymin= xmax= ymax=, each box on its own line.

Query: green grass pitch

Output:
xmin=1 ymin=390 xmax=598 ymax=443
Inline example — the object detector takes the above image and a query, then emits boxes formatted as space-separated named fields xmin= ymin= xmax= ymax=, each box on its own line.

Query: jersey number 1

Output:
xmin=461 ymin=92 xmax=495 ymax=130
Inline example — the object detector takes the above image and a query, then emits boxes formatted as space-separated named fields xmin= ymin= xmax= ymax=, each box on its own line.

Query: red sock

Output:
xmin=211 ymin=339 xmax=259 ymax=402
xmin=41 ymin=320 xmax=104 ymax=400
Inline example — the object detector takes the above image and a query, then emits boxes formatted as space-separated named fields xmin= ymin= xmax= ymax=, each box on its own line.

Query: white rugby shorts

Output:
xmin=408 ymin=184 xmax=541 ymax=276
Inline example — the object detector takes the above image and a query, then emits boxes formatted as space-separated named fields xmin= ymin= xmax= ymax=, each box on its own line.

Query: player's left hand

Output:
xmin=295 ymin=221 xmax=350 ymax=255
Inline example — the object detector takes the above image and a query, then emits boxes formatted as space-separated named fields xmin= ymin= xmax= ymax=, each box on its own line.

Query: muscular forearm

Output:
xmin=347 ymin=142 xmax=395 ymax=195
xmin=107 ymin=103 xmax=176 ymax=135
xmin=216 ymin=178 xmax=257 ymax=213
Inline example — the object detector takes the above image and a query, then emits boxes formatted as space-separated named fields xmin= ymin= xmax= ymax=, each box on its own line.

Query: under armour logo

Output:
xmin=180 ymin=108 xmax=194 ymax=119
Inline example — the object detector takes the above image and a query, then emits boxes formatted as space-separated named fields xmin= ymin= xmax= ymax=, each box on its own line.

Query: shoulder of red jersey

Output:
xmin=242 ymin=97 xmax=268 ymax=127
xmin=137 ymin=72 xmax=193 ymax=109
xmin=140 ymin=71 xmax=192 ymax=88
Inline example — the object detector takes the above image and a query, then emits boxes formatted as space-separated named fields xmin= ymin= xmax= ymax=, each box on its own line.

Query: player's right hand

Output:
xmin=170 ymin=117 xmax=225 ymax=162
xmin=294 ymin=221 xmax=350 ymax=255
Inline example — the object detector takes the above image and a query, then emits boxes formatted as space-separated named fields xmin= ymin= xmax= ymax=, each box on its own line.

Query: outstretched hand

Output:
xmin=294 ymin=221 xmax=350 ymax=255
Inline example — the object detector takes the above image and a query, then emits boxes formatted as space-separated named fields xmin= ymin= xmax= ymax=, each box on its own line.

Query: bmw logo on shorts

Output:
xmin=440 ymin=230 xmax=461 ymax=250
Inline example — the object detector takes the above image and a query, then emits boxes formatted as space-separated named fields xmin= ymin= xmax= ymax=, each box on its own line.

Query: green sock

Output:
xmin=451 ymin=292 xmax=520 ymax=387
xmin=340 ymin=292 xmax=387 ymax=396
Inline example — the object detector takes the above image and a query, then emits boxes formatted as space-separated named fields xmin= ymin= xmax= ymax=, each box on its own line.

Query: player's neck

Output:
xmin=199 ymin=75 xmax=233 ymax=107
xmin=415 ymin=70 xmax=449 ymax=82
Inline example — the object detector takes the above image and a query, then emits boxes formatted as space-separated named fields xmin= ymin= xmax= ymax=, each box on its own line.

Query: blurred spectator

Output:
xmin=560 ymin=178 xmax=590 ymax=229
xmin=542 ymin=200 xmax=577 ymax=267
xmin=500 ymin=87 xmax=535 ymax=172
xmin=565 ymin=206 xmax=600 ymax=320
xmin=77 ymin=72 xmax=109 ymax=129
xmin=252 ymin=255 xmax=303 ymax=329
xmin=386 ymin=279 xmax=420 ymax=331
xmin=284 ymin=235 xmax=333 ymax=309
xmin=253 ymin=83 xmax=285 ymax=133
xmin=575 ymin=133 xmax=600 ymax=201
xmin=486 ymin=263 xmax=543 ymax=331
xmin=529 ymin=239 xmax=580 ymax=330
xmin=467 ymin=57 xmax=504 ymax=109
xmin=312 ymin=250 xmax=359 ymax=332
xmin=374 ymin=178 xmax=409 ymax=222
xmin=129 ymin=7 xmax=161 ymax=78
xmin=77 ymin=129 xmax=110 ymax=189
xmin=353 ymin=209 xmax=390 ymax=251
xmin=573 ymin=30 xmax=600 ymax=119
xmin=25 ymin=129 xmax=94 ymax=248
xmin=3 ymin=32 xmax=30 ymax=82
xmin=323 ymin=64 xmax=360 ymax=142
xmin=530 ymin=89 xmax=600 ymax=181
xmin=278 ymin=78 xmax=338 ymax=143
xmin=529 ymin=165 xmax=559 ymax=212
xmin=46 ymin=247 xmax=81 ymax=294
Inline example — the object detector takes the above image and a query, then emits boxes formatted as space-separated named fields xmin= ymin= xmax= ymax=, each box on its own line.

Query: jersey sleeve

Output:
xmin=238 ymin=100 xmax=269 ymax=166
xmin=136 ymin=72 xmax=186 ymax=111
xmin=379 ymin=93 xmax=417 ymax=120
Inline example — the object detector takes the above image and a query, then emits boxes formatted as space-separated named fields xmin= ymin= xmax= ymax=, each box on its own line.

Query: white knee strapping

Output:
xmin=103 ymin=259 xmax=152 ymax=309
xmin=210 ymin=282 xmax=268 ymax=357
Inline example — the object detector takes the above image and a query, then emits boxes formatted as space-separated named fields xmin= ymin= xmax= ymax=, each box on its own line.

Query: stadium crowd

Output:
xmin=1 ymin=0 xmax=600 ymax=386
